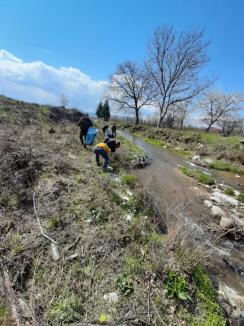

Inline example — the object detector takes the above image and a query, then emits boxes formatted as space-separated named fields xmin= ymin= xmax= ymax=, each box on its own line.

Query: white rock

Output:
xmin=68 ymin=154 xmax=77 ymax=159
xmin=203 ymin=158 xmax=213 ymax=165
xmin=190 ymin=162 xmax=197 ymax=167
xmin=218 ymin=283 xmax=244 ymax=316
xmin=192 ymin=155 xmax=201 ymax=161
xmin=236 ymin=175 xmax=241 ymax=178
xmin=211 ymin=191 xmax=239 ymax=207
xmin=234 ymin=190 xmax=240 ymax=197
xmin=220 ymin=216 xmax=234 ymax=228
xmin=103 ymin=292 xmax=119 ymax=304
xmin=125 ymin=214 xmax=133 ymax=221
xmin=211 ymin=205 xmax=225 ymax=217
xmin=204 ymin=200 xmax=213 ymax=208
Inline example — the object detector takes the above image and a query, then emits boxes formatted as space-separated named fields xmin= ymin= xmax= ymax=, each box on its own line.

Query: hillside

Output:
xmin=0 ymin=96 xmax=227 ymax=325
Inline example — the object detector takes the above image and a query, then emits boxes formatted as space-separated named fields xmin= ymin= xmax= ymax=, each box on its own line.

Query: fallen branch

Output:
xmin=33 ymin=192 xmax=57 ymax=244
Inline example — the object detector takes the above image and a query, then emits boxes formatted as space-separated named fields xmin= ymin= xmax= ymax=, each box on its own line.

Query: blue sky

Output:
xmin=0 ymin=0 xmax=244 ymax=111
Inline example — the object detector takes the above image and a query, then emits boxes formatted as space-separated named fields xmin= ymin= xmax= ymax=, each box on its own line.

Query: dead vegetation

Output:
xmin=0 ymin=98 xmax=226 ymax=325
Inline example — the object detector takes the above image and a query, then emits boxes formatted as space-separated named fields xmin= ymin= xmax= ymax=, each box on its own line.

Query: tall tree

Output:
xmin=199 ymin=90 xmax=243 ymax=131
xmin=146 ymin=26 xmax=210 ymax=127
xmin=107 ymin=61 xmax=153 ymax=124
xmin=96 ymin=101 xmax=103 ymax=118
xmin=103 ymin=100 xmax=110 ymax=121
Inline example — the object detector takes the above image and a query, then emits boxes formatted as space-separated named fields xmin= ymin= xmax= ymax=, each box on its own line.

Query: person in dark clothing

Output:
xmin=111 ymin=124 xmax=117 ymax=138
xmin=78 ymin=114 xmax=93 ymax=147
xmin=105 ymin=137 xmax=120 ymax=153
xmin=102 ymin=125 xmax=109 ymax=134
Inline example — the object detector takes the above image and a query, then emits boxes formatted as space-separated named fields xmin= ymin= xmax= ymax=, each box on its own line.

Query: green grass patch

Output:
xmin=0 ymin=303 xmax=7 ymax=318
xmin=122 ymin=174 xmax=136 ymax=187
xmin=191 ymin=265 xmax=225 ymax=326
xmin=180 ymin=166 xmax=215 ymax=185
xmin=144 ymin=137 xmax=165 ymax=146
xmin=208 ymin=160 xmax=244 ymax=175
xmin=224 ymin=187 xmax=235 ymax=196
xmin=238 ymin=193 xmax=244 ymax=203
xmin=171 ymin=147 xmax=193 ymax=158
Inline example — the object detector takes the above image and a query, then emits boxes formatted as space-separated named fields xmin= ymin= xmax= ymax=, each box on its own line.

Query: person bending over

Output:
xmin=94 ymin=141 xmax=120 ymax=171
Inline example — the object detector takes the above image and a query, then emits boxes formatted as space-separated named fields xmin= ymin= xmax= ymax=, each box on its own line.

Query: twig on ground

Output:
xmin=33 ymin=192 xmax=57 ymax=244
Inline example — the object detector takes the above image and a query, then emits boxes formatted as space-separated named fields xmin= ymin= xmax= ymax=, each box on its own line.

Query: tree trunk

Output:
xmin=157 ymin=116 xmax=163 ymax=128
xmin=206 ymin=123 xmax=212 ymax=132
xmin=135 ymin=109 xmax=139 ymax=125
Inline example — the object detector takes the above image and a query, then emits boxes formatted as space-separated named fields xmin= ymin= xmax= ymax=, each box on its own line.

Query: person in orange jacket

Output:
xmin=94 ymin=141 xmax=120 ymax=171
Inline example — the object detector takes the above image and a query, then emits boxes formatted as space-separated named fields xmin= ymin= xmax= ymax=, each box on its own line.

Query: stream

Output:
xmin=119 ymin=130 xmax=244 ymax=319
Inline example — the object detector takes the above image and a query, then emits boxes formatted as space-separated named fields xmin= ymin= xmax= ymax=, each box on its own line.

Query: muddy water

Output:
xmin=119 ymin=130 xmax=244 ymax=317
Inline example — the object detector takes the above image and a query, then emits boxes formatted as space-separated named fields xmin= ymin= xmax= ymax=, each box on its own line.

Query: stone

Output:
xmin=203 ymin=158 xmax=213 ymax=165
xmin=211 ymin=205 xmax=225 ymax=217
xmin=236 ymin=175 xmax=241 ymax=178
xmin=204 ymin=200 xmax=212 ymax=208
xmin=220 ymin=216 xmax=234 ymax=228
xmin=234 ymin=190 xmax=240 ymax=197
xmin=192 ymin=155 xmax=201 ymax=161
xmin=211 ymin=191 xmax=239 ymax=207
xmin=103 ymin=292 xmax=119 ymax=304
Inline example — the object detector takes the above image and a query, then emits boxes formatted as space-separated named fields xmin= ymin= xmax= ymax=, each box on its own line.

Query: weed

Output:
xmin=164 ymin=271 xmax=189 ymax=300
xmin=224 ymin=187 xmax=235 ymax=196
xmin=209 ymin=160 xmax=244 ymax=175
xmin=180 ymin=166 xmax=215 ymax=185
xmin=116 ymin=273 xmax=134 ymax=296
xmin=122 ymin=174 xmax=136 ymax=187
xmin=47 ymin=216 xmax=59 ymax=229
xmin=10 ymin=233 xmax=23 ymax=254
xmin=0 ymin=303 xmax=6 ymax=318
xmin=238 ymin=193 xmax=244 ymax=203
xmin=191 ymin=265 xmax=225 ymax=326
xmin=48 ymin=294 xmax=83 ymax=322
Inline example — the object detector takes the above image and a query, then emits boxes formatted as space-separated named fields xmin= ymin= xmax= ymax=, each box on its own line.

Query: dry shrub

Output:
xmin=163 ymin=208 xmax=213 ymax=272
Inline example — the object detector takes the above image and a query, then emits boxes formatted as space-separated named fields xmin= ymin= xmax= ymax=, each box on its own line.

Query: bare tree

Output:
xmin=146 ymin=26 xmax=210 ymax=127
xmin=217 ymin=113 xmax=242 ymax=136
xmin=107 ymin=61 xmax=154 ymax=124
xmin=199 ymin=90 xmax=243 ymax=132
xmin=60 ymin=94 xmax=68 ymax=107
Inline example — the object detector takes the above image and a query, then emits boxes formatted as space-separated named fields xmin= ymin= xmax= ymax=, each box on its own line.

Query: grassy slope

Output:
xmin=0 ymin=97 xmax=225 ymax=325
xmin=116 ymin=121 xmax=244 ymax=173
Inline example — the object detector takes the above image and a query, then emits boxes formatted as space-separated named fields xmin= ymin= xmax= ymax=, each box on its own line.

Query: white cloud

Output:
xmin=0 ymin=49 xmax=108 ymax=112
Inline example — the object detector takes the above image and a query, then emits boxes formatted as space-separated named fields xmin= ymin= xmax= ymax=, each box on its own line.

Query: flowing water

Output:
xmin=119 ymin=130 xmax=244 ymax=318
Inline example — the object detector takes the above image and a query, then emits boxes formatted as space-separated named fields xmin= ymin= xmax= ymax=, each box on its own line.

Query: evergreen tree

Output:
xmin=96 ymin=102 xmax=103 ymax=118
xmin=103 ymin=100 xmax=110 ymax=121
